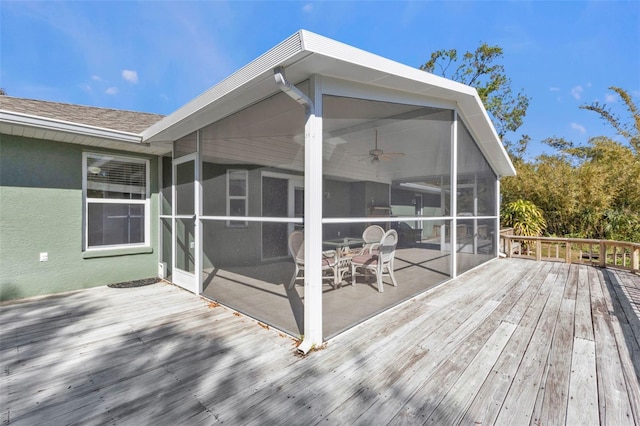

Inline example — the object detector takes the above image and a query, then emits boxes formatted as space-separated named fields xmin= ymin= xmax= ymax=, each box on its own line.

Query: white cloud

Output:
xmin=604 ymin=93 xmax=617 ymax=103
xmin=549 ymin=87 xmax=561 ymax=92
xmin=571 ymin=85 xmax=583 ymax=100
xmin=122 ymin=69 xmax=138 ymax=84
xmin=570 ymin=122 xmax=586 ymax=134
xmin=91 ymin=75 xmax=102 ymax=82
xmin=302 ymin=3 xmax=313 ymax=12
xmin=105 ymin=87 xmax=119 ymax=95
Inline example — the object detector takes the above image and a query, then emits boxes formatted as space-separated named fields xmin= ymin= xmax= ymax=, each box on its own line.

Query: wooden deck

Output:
xmin=1 ymin=258 xmax=639 ymax=425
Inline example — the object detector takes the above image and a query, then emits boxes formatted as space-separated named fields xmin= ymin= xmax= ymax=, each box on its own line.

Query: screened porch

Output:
xmin=160 ymin=79 xmax=499 ymax=339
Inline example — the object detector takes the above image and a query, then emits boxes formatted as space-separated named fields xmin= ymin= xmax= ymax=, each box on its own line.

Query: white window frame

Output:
xmin=83 ymin=152 xmax=151 ymax=251
xmin=226 ymin=169 xmax=248 ymax=227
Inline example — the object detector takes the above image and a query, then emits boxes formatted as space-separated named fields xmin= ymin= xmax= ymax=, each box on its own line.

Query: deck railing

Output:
xmin=500 ymin=228 xmax=640 ymax=274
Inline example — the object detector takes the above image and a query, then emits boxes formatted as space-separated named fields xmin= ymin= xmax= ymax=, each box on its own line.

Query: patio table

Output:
xmin=335 ymin=247 xmax=357 ymax=285
xmin=323 ymin=237 xmax=364 ymax=250
xmin=323 ymin=238 xmax=364 ymax=286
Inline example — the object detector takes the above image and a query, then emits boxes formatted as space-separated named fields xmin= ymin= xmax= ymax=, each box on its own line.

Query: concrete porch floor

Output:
xmin=201 ymin=245 xmax=482 ymax=338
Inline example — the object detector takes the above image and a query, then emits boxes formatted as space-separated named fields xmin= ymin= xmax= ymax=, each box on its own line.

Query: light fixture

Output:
xmin=371 ymin=157 xmax=380 ymax=165
xmin=88 ymin=166 xmax=102 ymax=174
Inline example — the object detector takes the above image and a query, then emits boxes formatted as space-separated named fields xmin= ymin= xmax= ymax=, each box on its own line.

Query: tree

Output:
xmin=0 ymin=88 xmax=6 ymax=96
xmin=580 ymin=86 xmax=640 ymax=155
xmin=500 ymin=135 xmax=640 ymax=241
xmin=420 ymin=43 xmax=530 ymax=140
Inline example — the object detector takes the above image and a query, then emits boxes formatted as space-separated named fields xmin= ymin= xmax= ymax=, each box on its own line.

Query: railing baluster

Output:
xmin=499 ymin=234 xmax=639 ymax=272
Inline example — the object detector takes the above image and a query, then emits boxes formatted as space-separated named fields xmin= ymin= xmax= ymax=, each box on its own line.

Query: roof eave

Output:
xmin=0 ymin=110 xmax=143 ymax=144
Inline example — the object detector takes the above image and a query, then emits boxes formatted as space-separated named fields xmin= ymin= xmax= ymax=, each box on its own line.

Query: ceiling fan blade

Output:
xmin=379 ymin=152 xmax=406 ymax=160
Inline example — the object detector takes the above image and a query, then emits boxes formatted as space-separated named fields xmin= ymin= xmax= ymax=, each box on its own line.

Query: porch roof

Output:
xmin=143 ymin=30 xmax=516 ymax=177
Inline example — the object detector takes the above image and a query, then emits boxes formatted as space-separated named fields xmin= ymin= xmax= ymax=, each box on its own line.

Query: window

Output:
xmin=227 ymin=169 xmax=248 ymax=227
xmin=84 ymin=153 xmax=150 ymax=249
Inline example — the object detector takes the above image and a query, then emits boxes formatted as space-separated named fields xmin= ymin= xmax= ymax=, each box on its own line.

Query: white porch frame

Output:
xmin=300 ymin=75 xmax=324 ymax=351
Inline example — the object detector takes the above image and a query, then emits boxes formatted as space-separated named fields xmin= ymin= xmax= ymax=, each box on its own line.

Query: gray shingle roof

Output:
xmin=0 ymin=96 xmax=164 ymax=134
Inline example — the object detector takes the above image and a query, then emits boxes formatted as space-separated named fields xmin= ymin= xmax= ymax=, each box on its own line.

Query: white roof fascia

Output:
xmin=0 ymin=110 xmax=143 ymax=144
xmin=299 ymin=29 xmax=477 ymax=98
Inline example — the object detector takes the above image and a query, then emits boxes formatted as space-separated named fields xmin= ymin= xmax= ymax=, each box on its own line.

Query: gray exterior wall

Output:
xmin=0 ymin=135 xmax=159 ymax=301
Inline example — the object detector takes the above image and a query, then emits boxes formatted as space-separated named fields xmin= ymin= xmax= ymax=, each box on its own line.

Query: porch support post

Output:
xmin=302 ymin=75 xmax=324 ymax=352
xmin=451 ymin=110 xmax=458 ymax=278
xmin=273 ymin=67 xmax=323 ymax=353
xmin=195 ymin=130 xmax=203 ymax=294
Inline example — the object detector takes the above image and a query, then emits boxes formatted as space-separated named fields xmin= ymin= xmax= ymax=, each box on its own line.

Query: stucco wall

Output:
xmin=0 ymin=135 xmax=159 ymax=301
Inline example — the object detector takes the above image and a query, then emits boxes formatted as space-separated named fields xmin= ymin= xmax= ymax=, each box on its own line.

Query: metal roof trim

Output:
xmin=0 ymin=110 xmax=143 ymax=143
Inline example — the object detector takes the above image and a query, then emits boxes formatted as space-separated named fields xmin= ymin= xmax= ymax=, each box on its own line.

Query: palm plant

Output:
xmin=501 ymin=199 xmax=546 ymax=237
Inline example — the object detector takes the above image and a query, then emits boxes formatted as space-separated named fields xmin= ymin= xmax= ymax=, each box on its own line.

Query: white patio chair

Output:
xmin=288 ymin=230 xmax=339 ymax=289
xmin=357 ymin=225 xmax=385 ymax=255
xmin=350 ymin=229 xmax=398 ymax=292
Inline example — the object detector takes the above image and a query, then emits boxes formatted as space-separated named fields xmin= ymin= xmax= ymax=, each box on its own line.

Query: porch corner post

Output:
xmin=451 ymin=110 xmax=458 ymax=278
xmin=302 ymin=75 xmax=324 ymax=351
xmin=273 ymin=66 xmax=323 ymax=352
xmin=195 ymin=129 xmax=203 ymax=294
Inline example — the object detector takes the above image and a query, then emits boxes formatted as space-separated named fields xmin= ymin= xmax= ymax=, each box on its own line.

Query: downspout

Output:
xmin=274 ymin=66 xmax=318 ymax=355
xmin=274 ymin=66 xmax=314 ymax=115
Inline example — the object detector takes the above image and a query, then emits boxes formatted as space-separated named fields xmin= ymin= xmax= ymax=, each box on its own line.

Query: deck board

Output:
xmin=537 ymin=296 xmax=575 ymax=425
xmin=494 ymin=264 xmax=566 ymax=425
xmin=600 ymin=269 xmax=640 ymax=424
xmin=1 ymin=259 xmax=639 ymax=425
xmin=566 ymin=337 xmax=599 ymax=425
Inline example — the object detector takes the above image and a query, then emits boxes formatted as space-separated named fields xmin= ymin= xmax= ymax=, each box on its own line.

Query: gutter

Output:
xmin=295 ymin=338 xmax=315 ymax=356
xmin=273 ymin=66 xmax=317 ymax=356
xmin=273 ymin=66 xmax=314 ymax=115
xmin=0 ymin=110 xmax=143 ymax=144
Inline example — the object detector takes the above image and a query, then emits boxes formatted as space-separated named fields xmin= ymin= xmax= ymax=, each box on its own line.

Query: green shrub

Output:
xmin=501 ymin=199 xmax=547 ymax=237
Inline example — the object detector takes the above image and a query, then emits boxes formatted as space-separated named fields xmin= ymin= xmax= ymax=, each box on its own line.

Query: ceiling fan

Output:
xmin=368 ymin=129 xmax=405 ymax=164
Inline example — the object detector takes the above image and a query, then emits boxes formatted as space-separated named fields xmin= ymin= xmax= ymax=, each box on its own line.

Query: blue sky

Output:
xmin=1 ymin=1 xmax=638 ymax=158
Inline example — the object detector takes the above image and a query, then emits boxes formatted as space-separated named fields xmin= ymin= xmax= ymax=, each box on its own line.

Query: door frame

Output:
xmin=261 ymin=171 xmax=304 ymax=261
xmin=172 ymin=153 xmax=199 ymax=293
